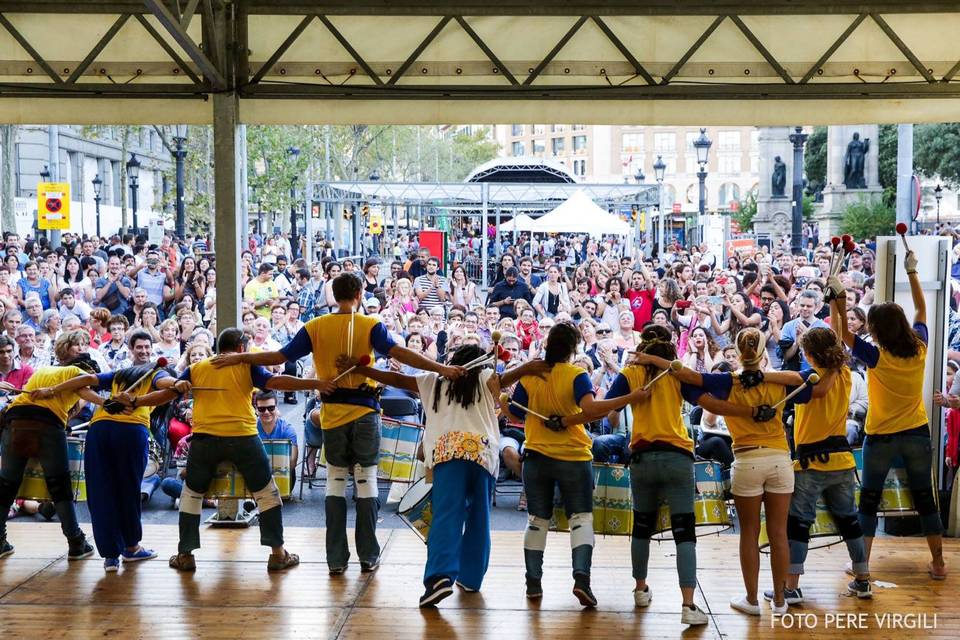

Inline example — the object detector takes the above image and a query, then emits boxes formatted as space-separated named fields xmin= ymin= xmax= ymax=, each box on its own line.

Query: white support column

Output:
xmin=213 ymin=93 xmax=242 ymax=329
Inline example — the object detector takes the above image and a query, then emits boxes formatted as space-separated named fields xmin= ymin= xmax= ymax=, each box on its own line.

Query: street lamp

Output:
xmin=92 ymin=174 xmax=103 ymax=239
xmin=935 ymin=184 xmax=944 ymax=227
xmin=39 ymin=164 xmax=50 ymax=182
xmin=172 ymin=124 xmax=188 ymax=239
xmin=693 ymin=128 xmax=712 ymax=247
xmin=287 ymin=146 xmax=300 ymax=259
xmin=126 ymin=152 xmax=141 ymax=235
xmin=653 ymin=155 xmax=667 ymax=257
xmin=634 ymin=167 xmax=645 ymax=184
xmin=788 ymin=126 xmax=809 ymax=256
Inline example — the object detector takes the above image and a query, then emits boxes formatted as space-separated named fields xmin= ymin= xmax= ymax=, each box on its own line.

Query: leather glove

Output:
xmin=544 ymin=415 xmax=565 ymax=432
xmin=826 ymin=275 xmax=845 ymax=298
xmin=752 ymin=404 xmax=777 ymax=422
xmin=739 ymin=370 xmax=764 ymax=390
xmin=905 ymin=251 xmax=918 ymax=274
xmin=103 ymin=399 xmax=128 ymax=415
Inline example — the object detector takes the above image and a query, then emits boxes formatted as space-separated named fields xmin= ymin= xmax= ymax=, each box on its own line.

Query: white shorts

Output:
xmin=731 ymin=448 xmax=794 ymax=497
xmin=500 ymin=436 xmax=521 ymax=454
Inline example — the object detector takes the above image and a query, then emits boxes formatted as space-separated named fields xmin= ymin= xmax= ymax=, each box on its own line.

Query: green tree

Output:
xmin=733 ymin=192 xmax=757 ymax=232
xmin=804 ymin=126 xmax=827 ymax=196
xmin=914 ymin=123 xmax=960 ymax=188
xmin=840 ymin=198 xmax=895 ymax=241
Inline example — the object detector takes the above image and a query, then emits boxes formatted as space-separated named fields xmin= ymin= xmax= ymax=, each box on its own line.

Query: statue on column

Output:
xmin=843 ymin=132 xmax=870 ymax=189
xmin=771 ymin=156 xmax=787 ymax=197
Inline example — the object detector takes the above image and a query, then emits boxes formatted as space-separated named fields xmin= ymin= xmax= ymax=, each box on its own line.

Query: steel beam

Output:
xmin=454 ymin=16 xmax=518 ymax=85
xmin=729 ymin=15 xmax=794 ymax=84
xmin=870 ymin=12 xmax=937 ymax=83
xmin=660 ymin=15 xmax=724 ymax=85
xmin=317 ymin=14 xmax=383 ymax=85
xmin=799 ymin=13 xmax=867 ymax=84
xmin=590 ymin=16 xmax=656 ymax=85
xmin=135 ymin=13 xmax=205 ymax=86
xmin=0 ymin=13 xmax=63 ymax=83
xmin=249 ymin=14 xmax=314 ymax=85
xmin=387 ymin=15 xmax=451 ymax=85
xmin=523 ymin=16 xmax=587 ymax=85
xmin=144 ymin=0 xmax=226 ymax=89
xmin=66 ymin=14 xmax=131 ymax=83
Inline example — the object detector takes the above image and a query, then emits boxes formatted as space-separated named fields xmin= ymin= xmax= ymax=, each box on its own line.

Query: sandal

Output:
xmin=929 ymin=562 xmax=947 ymax=581
xmin=268 ymin=550 xmax=300 ymax=572
xmin=169 ymin=553 xmax=196 ymax=572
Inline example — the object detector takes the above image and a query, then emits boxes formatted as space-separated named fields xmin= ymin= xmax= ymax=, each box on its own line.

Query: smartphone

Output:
xmin=706 ymin=296 xmax=725 ymax=304
xmin=675 ymin=300 xmax=692 ymax=310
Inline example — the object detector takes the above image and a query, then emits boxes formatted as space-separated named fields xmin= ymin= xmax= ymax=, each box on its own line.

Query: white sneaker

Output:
xmin=730 ymin=595 xmax=761 ymax=616
xmin=681 ymin=604 xmax=709 ymax=626
xmin=634 ymin=585 xmax=653 ymax=607
xmin=770 ymin=599 xmax=789 ymax=615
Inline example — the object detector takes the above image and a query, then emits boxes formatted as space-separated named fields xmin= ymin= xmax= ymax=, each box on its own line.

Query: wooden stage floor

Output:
xmin=0 ymin=522 xmax=956 ymax=639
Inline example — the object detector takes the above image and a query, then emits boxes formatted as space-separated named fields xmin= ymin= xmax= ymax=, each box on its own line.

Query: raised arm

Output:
xmin=265 ymin=375 xmax=336 ymax=394
xmin=561 ymin=386 xmax=650 ymax=427
xmin=697 ymin=393 xmax=755 ymax=419
xmin=630 ymin=351 xmax=703 ymax=386
xmin=388 ymin=344 xmax=462 ymax=379
xmin=29 ymin=373 xmax=100 ymax=399
xmin=355 ymin=365 xmax=419 ymax=394
xmin=905 ymin=251 xmax=925 ymax=326
xmin=758 ymin=370 xmax=805 ymax=386
xmin=499 ymin=359 xmax=552 ymax=389
xmin=212 ymin=350 xmax=289 ymax=368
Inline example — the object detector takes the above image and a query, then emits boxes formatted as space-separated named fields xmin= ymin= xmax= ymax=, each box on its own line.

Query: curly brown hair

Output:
xmin=636 ymin=324 xmax=677 ymax=379
xmin=799 ymin=327 xmax=846 ymax=370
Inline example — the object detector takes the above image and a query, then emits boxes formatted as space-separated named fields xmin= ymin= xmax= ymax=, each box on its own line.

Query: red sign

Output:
xmin=726 ymin=238 xmax=756 ymax=257
xmin=672 ymin=202 xmax=681 ymax=214
xmin=45 ymin=198 xmax=62 ymax=213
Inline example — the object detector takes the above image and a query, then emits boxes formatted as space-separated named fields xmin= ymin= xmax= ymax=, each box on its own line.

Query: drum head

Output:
xmin=143 ymin=461 xmax=159 ymax=478
xmin=398 ymin=478 xmax=432 ymax=513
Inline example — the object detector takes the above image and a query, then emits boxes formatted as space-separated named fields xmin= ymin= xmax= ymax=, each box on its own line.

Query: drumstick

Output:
xmin=332 ymin=354 xmax=371 ymax=383
xmin=896 ymin=222 xmax=911 ymax=253
xmin=642 ymin=359 xmax=683 ymax=391
xmin=69 ymin=421 xmax=91 ymax=434
xmin=828 ymin=236 xmax=842 ymax=276
xmin=462 ymin=331 xmax=504 ymax=369
xmin=122 ymin=358 xmax=169 ymax=395
xmin=771 ymin=373 xmax=821 ymax=409
xmin=508 ymin=399 xmax=550 ymax=421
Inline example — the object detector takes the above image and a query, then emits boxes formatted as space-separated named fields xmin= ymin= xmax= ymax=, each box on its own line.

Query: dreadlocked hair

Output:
xmin=735 ymin=327 xmax=765 ymax=369
xmin=431 ymin=344 xmax=485 ymax=413
xmin=636 ymin=324 xmax=677 ymax=380
xmin=799 ymin=327 xmax=846 ymax=370
xmin=113 ymin=363 xmax=159 ymax=392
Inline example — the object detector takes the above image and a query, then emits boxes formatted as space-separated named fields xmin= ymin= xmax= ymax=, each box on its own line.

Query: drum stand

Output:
xmin=205 ymin=498 xmax=257 ymax=527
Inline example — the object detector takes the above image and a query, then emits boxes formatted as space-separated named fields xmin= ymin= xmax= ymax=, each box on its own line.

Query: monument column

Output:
xmin=754 ymin=127 xmax=794 ymax=244
xmin=818 ymin=125 xmax=883 ymax=239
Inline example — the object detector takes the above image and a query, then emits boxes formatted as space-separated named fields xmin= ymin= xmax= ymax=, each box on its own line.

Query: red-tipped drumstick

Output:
xmin=122 ymin=358 xmax=169 ymax=395
xmin=332 ymin=354 xmax=372 ymax=383
xmin=896 ymin=222 xmax=911 ymax=253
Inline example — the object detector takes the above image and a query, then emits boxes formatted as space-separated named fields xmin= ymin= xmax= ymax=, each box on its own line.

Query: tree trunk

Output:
xmin=0 ymin=125 xmax=16 ymax=234
xmin=120 ymin=126 xmax=130 ymax=232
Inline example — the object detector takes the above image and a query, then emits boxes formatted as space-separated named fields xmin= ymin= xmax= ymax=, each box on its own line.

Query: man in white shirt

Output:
xmin=57 ymin=288 xmax=91 ymax=323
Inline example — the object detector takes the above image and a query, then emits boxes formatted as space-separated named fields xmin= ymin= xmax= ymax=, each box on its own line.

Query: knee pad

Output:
xmin=252 ymin=481 xmax=282 ymax=512
xmin=670 ymin=512 xmax=697 ymax=544
xmin=568 ymin=512 xmax=595 ymax=549
xmin=911 ymin=487 xmax=938 ymax=516
xmin=632 ymin=510 xmax=658 ymax=540
xmin=180 ymin=485 xmax=204 ymax=516
xmin=524 ymin=515 xmax=550 ymax=552
xmin=44 ymin=473 xmax=73 ymax=503
xmin=326 ymin=464 xmax=349 ymax=499
xmin=355 ymin=465 xmax=378 ymax=499
xmin=787 ymin=514 xmax=812 ymax=543
xmin=858 ymin=488 xmax=882 ymax=516
xmin=835 ymin=514 xmax=863 ymax=541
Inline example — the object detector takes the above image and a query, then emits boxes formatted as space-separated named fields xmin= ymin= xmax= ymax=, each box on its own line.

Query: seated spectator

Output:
xmin=254 ymin=390 xmax=299 ymax=491
xmin=57 ymin=287 xmax=90 ymax=323
xmin=99 ymin=314 xmax=130 ymax=370
xmin=0 ymin=335 xmax=32 ymax=407
xmin=156 ymin=318 xmax=182 ymax=362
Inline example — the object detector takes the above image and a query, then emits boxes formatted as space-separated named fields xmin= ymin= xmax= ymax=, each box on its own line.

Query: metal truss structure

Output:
xmin=0 ymin=1 xmax=960 ymax=123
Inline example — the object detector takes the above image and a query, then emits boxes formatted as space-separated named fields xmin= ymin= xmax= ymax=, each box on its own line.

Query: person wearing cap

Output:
xmin=487 ymin=266 xmax=532 ymax=320
xmin=362 ymin=296 xmax=382 ymax=314
xmin=244 ymin=263 xmax=280 ymax=318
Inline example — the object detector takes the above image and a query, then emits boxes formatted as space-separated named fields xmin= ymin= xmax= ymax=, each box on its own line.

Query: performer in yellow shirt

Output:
xmin=212 ymin=273 xmax=461 ymax=575
xmin=835 ymin=250 xmax=946 ymax=580
xmin=0 ymin=332 xmax=100 ymax=561
xmin=505 ymin=322 xmax=647 ymax=609
xmin=125 ymin=328 xmax=332 ymax=573
xmin=768 ymin=293 xmax=871 ymax=604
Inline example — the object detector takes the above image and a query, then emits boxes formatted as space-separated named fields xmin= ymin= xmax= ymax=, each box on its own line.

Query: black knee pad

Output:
xmin=858 ymin=488 xmax=882 ymax=516
xmin=632 ymin=510 xmax=658 ymax=540
xmin=787 ymin=514 xmax=811 ymax=543
xmin=911 ymin=487 xmax=938 ymax=516
xmin=835 ymin=514 xmax=863 ymax=541
xmin=0 ymin=476 xmax=19 ymax=507
xmin=44 ymin=473 xmax=73 ymax=503
xmin=670 ymin=512 xmax=697 ymax=544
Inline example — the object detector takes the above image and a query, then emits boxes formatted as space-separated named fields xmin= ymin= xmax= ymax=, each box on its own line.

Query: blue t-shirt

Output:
xmin=510 ymin=372 xmax=593 ymax=420
xmin=257 ymin=417 xmax=299 ymax=446
xmin=605 ymin=373 xmax=702 ymax=404
xmin=851 ymin=322 xmax=928 ymax=368
xmin=279 ymin=322 xmax=397 ymax=362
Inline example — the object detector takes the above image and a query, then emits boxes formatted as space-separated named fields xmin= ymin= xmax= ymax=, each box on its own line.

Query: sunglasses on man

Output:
xmin=256 ymin=405 xmax=277 ymax=413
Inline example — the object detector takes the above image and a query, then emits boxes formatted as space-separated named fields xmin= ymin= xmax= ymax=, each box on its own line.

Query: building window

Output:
xmin=533 ymin=124 xmax=546 ymax=135
xmin=750 ymin=129 xmax=760 ymax=149
xmin=685 ymin=131 xmax=699 ymax=152
xmin=552 ymin=137 xmax=565 ymax=155
xmin=654 ymin=133 xmax=676 ymax=153
xmin=572 ymin=124 xmax=586 ymax=131
xmin=622 ymin=133 xmax=643 ymax=153
xmin=662 ymin=156 xmax=677 ymax=175
xmin=512 ymin=141 xmax=525 ymax=156
xmin=551 ymin=124 xmax=565 ymax=133
xmin=719 ymin=183 xmax=742 ymax=208
xmin=718 ymin=131 xmax=740 ymax=152
xmin=511 ymin=124 xmax=524 ymax=136
xmin=719 ymin=155 xmax=741 ymax=174
xmin=533 ymin=139 xmax=545 ymax=156
xmin=685 ymin=156 xmax=700 ymax=175
xmin=573 ymin=159 xmax=586 ymax=176
xmin=573 ymin=135 xmax=587 ymax=153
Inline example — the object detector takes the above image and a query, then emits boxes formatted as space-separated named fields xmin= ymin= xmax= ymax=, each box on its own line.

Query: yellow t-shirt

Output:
xmin=856 ymin=336 xmax=928 ymax=436
xmin=793 ymin=366 xmax=855 ymax=472
xmin=517 ymin=363 xmax=593 ymax=462
xmin=90 ymin=370 xmax=162 ymax=428
xmin=8 ymin=365 xmax=86 ymax=424
xmin=617 ymin=365 xmax=694 ymax=454
xmin=699 ymin=373 xmax=789 ymax=451
xmin=243 ymin=278 xmax=280 ymax=317
xmin=188 ymin=359 xmax=260 ymax=437
xmin=303 ymin=313 xmax=382 ymax=430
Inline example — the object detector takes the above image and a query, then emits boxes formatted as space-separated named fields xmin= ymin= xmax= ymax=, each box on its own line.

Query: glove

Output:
xmin=739 ymin=370 xmax=764 ymax=390
xmin=544 ymin=415 xmax=565 ymax=432
xmin=826 ymin=275 xmax=845 ymax=298
xmin=752 ymin=404 xmax=777 ymax=422
xmin=905 ymin=251 xmax=918 ymax=274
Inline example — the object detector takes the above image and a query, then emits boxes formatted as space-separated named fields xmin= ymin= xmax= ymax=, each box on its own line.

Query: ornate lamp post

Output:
xmin=653 ymin=155 xmax=666 ymax=257
xmin=92 ymin=174 xmax=103 ymax=239
xmin=172 ymin=124 xmax=187 ymax=239
xmin=935 ymin=184 xmax=943 ymax=227
xmin=287 ymin=146 xmax=300 ymax=258
xmin=693 ymin=128 xmax=712 ymax=247
xmin=788 ymin=126 xmax=808 ymax=256
xmin=126 ymin=153 xmax=141 ymax=235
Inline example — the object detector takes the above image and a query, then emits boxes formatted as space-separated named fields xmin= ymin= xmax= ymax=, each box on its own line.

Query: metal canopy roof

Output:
xmin=0 ymin=1 xmax=959 ymax=124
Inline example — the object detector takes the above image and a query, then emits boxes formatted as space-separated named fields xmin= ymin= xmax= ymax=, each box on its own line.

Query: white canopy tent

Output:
xmin=531 ymin=190 xmax=630 ymax=235
xmin=500 ymin=213 xmax=537 ymax=232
